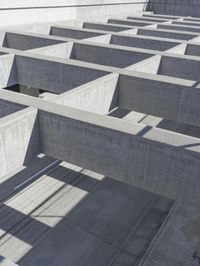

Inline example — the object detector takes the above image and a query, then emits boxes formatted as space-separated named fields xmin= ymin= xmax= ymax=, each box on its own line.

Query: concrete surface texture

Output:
xmin=148 ymin=0 xmax=200 ymax=17
xmin=0 ymin=4 xmax=200 ymax=266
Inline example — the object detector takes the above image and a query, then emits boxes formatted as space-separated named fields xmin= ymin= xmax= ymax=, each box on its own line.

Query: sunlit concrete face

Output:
xmin=0 ymin=9 xmax=200 ymax=266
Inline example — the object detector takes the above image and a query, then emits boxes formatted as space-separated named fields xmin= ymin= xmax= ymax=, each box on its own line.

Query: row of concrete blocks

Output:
xmin=1 ymin=13 xmax=200 ymax=207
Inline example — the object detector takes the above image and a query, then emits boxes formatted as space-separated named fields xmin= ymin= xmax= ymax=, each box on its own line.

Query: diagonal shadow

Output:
xmin=0 ymin=156 xmax=56 ymax=203
xmin=0 ymin=204 xmax=50 ymax=246
xmin=48 ymin=165 xmax=102 ymax=193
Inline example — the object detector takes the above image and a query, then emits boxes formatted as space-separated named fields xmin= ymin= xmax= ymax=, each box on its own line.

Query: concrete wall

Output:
xmin=50 ymin=27 xmax=103 ymax=40
xmin=157 ymin=24 xmax=200 ymax=34
xmin=110 ymin=35 xmax=179 ymax=51
xmin=3 ymin=32 xmax=64 ymax=51
xmin=158 ymin=56 xmax=200 ymax=81
xmin=148 ymin=0 xmax=200 ymax=17
xmin=0 ymin=107 xmax=40 ymax=177
xmin=38 ymin=107 xmax=200 ymax=206
xmin=0 ymin=0 xmax=148 ymax=27
xmin=118 ymin=74 xmax=200 ymax=127
xmin=16 ymin=55 xmax=109 ymax=94
xmin=70 ymin=43 xmax=151 ymax=68
xmin=185 ymin=44 xmax=200 ymax=56
xmin=137 ymin=28 xmax=197 ymax=40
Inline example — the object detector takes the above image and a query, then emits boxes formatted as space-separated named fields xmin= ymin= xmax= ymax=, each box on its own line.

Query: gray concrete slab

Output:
xmin=15 ymin=54 xmax=110 ymax=94
xmin=2 ymin=32 xmax=65 ymax=51
xmin=67 ymin=178 xmax=157 ymax=246
xmin=0 ymin=99 xmax=25 ymax=118
xmin=127 ymin=15 xmax=169 ymax=23
xmin=110 ymin=34 xmax=180 ymax=51
xmin=138 ymin=27 xmax=198 ymax=40
xmin=158 ymin=55 xmax=200 ymax=81
xmin=173 ymin=20 xmax=200 ymax=27
xmin=143 ymin=14 xmax=183 ymax=20
xmin=38 ymin=107 xmax=200 ymax=206
xmin=83 ymin=22 xmax=133 ymax=32
xmin=19 ymin=220 xmax=117 ymax=266
xmin=108 ymin=18 xmax=153 ymax=27
xmin=70 ymin=42 xmax=152 ymax=68
xmin=147 ymin=0 xmax=200 ymax=17
xmin=157 ymin=23 xmax=200 ymax=34
xmin=185 ymin=43 xmax=200 ymax=56
xmin=141 ymin=203 xmax=200 ymax=266
xmin=118 ymin=74 xmax=200 ymax=127
xmin=50 ymin=26 xmax=104 ymax=40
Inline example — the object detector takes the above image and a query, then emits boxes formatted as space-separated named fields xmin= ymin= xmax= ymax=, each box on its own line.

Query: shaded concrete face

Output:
xmin=110 ymin=34 xmax=180 ymax=51
xmin=185 ymin=44 xmax=200 ymax=56
xmin=108 ymin=18 xmax=153 ymax=27
xmin=157 ymin=56 xmax=200 ymax=81
xmin=143 ymin=13 xmax=181 ymax=20
xmin=126 ymin=54 xmax=200 ymax=83
xmin=2 ymin=32 xmax=65 ymax=51
xmin=147 ymin=0 xmax=200 ymax=17
xmin=157 ymin=23 xmax=200 ymax=33
xmin=70 ymin=43 xmax=152 ymax=68
xmin=127 ymin=15 xmax=169 ymax=23
xmin=50 ymin=26 xmax=103 ymax=40
xmin=137 ymin=28 xmax=197 ymax=40
xmin=15 ymin=55 xmax=110 ymax=94
xmin=83 ymin=22 xmax=132 ymax=32
xmin=37 ymin=106 xmax=200 ymax=207
xmin=0 ymin=99 xmax=26 ymax=118
xmin=117 ymin=74 xmax=200 ymax=127
xmin=174 ymin=20 xmax=200 ymax=27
